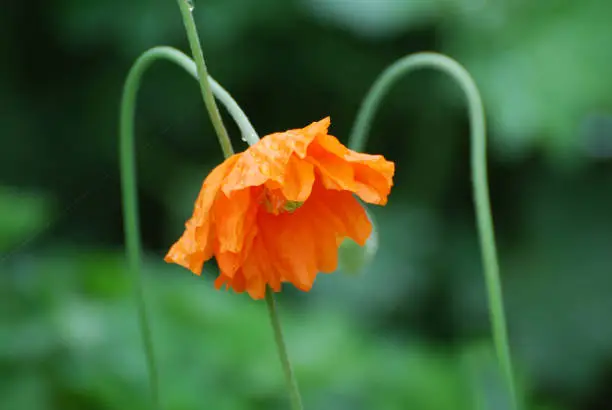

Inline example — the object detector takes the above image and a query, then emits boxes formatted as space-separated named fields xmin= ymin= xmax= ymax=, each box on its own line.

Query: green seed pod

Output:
xmin=338 ymin=208 xmax=378 ymax=275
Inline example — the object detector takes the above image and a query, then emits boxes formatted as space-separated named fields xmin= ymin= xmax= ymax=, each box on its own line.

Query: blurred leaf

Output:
xmin=0 ymin=250 xmax=509 ymax=410
xmin=0 ymin=187 xmax=54 ymax=252
xmin=302 ymin=0 xmax=442 ymax=39
xmin=446 ymin=0 xmax=612 ymax=163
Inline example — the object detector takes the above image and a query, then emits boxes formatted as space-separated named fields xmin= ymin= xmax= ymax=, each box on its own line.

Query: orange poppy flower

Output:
xmin=165 ymin=117 xmax=394 ymax=299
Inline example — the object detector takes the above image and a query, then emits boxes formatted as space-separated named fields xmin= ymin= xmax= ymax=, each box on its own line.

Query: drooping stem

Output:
xmin=120 ymin=51 xmax=163 ymax=410
xmin=348 ymin=52 xmax=520 ymax=410
xmin=138 ymin=47 xmax=257 ymax=142
xmin=121 ymin=44 xmax=304 ymax=409
xmin=119 ymin=45 xmax=253 ymax=409
xmin=265 ymin=289 xmax=304 ymax=410
xmin=176 ymin=0 xmax=234 ymax=156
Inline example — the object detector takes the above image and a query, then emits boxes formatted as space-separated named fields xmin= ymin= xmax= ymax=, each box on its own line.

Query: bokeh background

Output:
xmin=2 ymin=0 xmax=612 ymax=409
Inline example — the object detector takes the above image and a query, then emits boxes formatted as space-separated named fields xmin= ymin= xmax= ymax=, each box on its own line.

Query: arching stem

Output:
xmin=349 ymin=52 xmax=520 ymax=410
xmin=175 ymin=0 xmax=259 ymax=145
xmin=119 ymin=46 xmax=250 ymax=409
xmin=121 ymin=44 xmax=305 ymax=409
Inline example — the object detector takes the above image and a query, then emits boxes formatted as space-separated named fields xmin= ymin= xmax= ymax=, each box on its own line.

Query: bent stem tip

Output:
xmin=348 ymin=52 xmax=520 ymax=410
xmin=119 ymin=45 xmax=253 ymax=410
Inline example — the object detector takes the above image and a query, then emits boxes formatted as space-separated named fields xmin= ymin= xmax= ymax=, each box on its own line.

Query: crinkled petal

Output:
xmin=213 ymin=187 xmax=258 ymax=253
xmin=163 ymin=219 xmax=210 ymax=274
xmin=221 ymin=118 xmax=330 ymax=196
xmin=250 ymin=181 xmax=371 ymax=291
xmin=258 ymin=209 xmax=317 ymax=291
xmin=215 ymin=270 xmax=247 ymax=293
xmin=215 ymin=248 xmax=242 ymax=278
xmin=242 ymin=234 xmax=281 ymax=299
xmin=308 ymin=131 xmax=394 ymax=205
xmin=167 ymin=116 xmax=393 ymax=300
xmin=214 ymin=231 xmax=283 ymax=299
xmin=307 ymin=183 xmax=372 ymax=246
xmin=279 ymin=155 xmax=315 ymax=202
xmin=306 ymin=143 xmax=356 ymax=191
xmin=351 ymin=161 xmax=395 ymax=205
xmin=164 ymin=155 xmax=239 ymax=274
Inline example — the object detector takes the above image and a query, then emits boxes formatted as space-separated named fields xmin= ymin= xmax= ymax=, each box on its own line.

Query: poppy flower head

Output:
xmin=165 ymin=117 xmax=395 ymax=299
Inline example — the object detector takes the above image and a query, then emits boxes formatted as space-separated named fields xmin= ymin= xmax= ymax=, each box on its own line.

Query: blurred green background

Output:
xmin=2 ymin=0 xmax=612 ymax=409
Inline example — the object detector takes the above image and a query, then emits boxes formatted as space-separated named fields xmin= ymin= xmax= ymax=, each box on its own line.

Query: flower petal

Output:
xmin=306 ymin=143 xmax=356 ymax=191
xmin=163 ymin=219 xmax=209 ymax=274
xmin=278 ymin=155 xmax=315 ymax=202
xmin=309 ymin=132 xmax=395 ymax=204
xmin=213 ymin=187 xmax=258 ymax=254
xmin=215 ymin=249 xmax=242 ymax=278
xmin=221 ymin=118 xmax=330 ymax=196
xmin=350 ymin=160 xmax=395 ymax=205
xmin=164 ymin=155 xmax=239 ymax=274
xmin=252 ymin=181 xmax=370 ymax=291
xmin=308 ymin=184 xmax=372 ymax=246
xmin=258 ymin=209 xmax=317 ymax=291
xmin=242 ymin=234 xmax=281 ymax=299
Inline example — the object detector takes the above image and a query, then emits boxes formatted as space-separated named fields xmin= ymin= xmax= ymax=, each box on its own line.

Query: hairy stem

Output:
xmin=348 ymin=52 xmax=520 ymax=409
xmin=265 ymin=289 xmax=304 ymax=410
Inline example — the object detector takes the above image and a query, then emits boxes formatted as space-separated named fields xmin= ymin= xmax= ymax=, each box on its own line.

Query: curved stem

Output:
xmin=142 ymin=46 xmax=257 ymax=143
xmin=265 ymin=289 xmax=304 ymax=410
xmin=175 ymin=1 xmax=259 ymax=144
xmin=119 ymin=51 xmax=163 ymax=410
xmin=349 ymin=52 xmax=520 ymax=410
xmin=119 ymin=45 xmax=254 ymax=409
xmin=121 ymin=44 xmax=302 ymax=408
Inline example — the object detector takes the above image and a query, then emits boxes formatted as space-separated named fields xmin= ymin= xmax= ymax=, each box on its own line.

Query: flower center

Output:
xmin=282 ymin=200 xmax=304 ymax=213
xmin=262 ymin=188 xmax=304 ymax=214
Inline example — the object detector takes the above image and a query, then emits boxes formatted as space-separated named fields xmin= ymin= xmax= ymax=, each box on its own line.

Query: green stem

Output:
xmin=121 ymin=44 xmax=302 ymax=409
xmin=265 ymin=289 xmax=304 ymax=410
xmin=172 ymin=9 xmax=302 ymax=405
xmin=119 ymin=52 xmax=163 ymax=410
xmin=348 ymin=52 xmax=520 ymax=410
xmin=119 ymin=45 xmax=254 ymax=409
xmin=176 ymin=0 xmax=235 ymax=156
xmin=146 ymin=47 xmax=257 ymax=142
